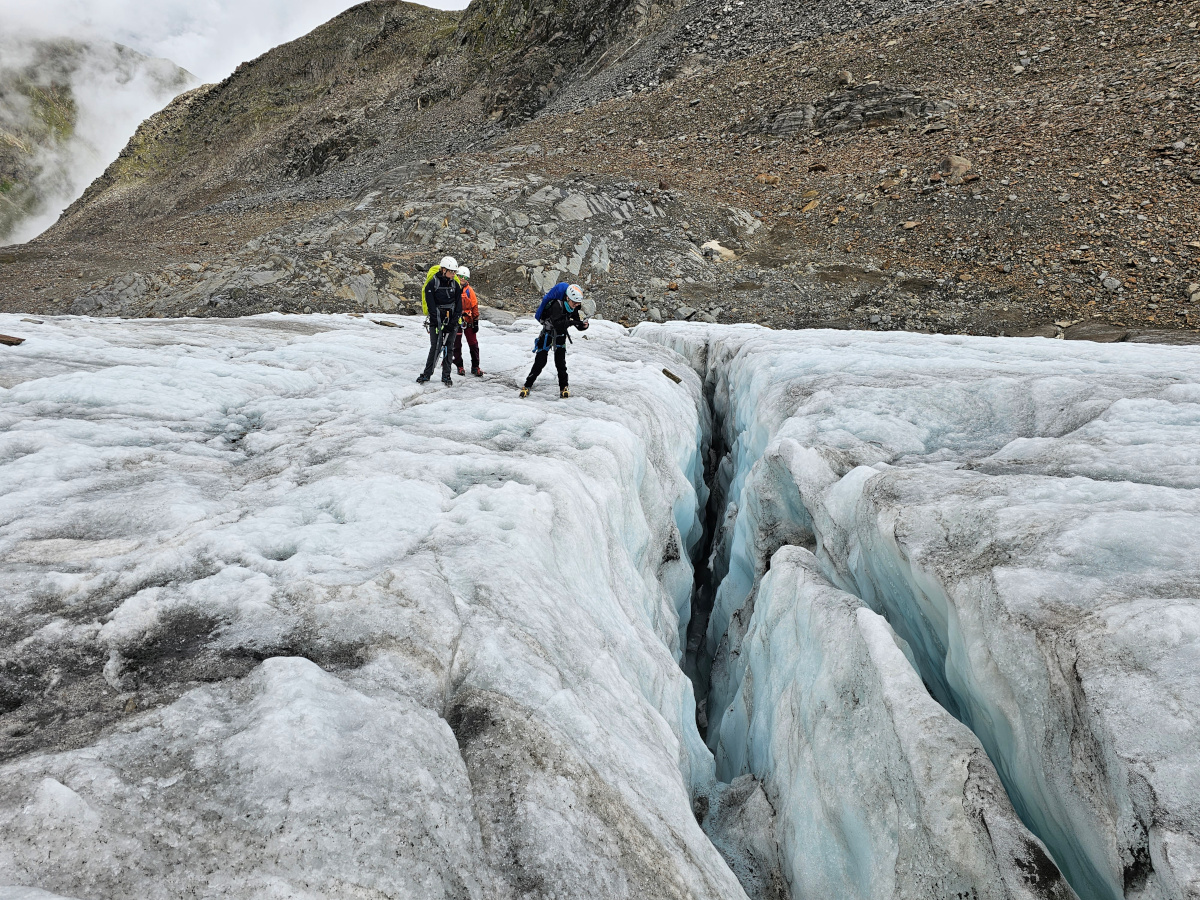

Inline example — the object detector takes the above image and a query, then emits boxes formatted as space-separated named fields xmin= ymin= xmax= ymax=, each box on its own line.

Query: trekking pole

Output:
xmin=440 ymin=311 xmax=453 ymax=367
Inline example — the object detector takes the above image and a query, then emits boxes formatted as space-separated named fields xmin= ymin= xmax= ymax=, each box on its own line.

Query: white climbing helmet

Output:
xmin=457 ymin=265 xmax=470 ymax=279
xmin=439 ymin=256 xmax=459 ymax=272
xmin=566 ymin=284 xmax=583 ymax=305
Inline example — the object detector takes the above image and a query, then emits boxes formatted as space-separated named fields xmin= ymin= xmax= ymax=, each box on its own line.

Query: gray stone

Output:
xmin=764 ymin=105 xmax=816 ymax=136
xmin=554 ymin=194 xmax=593 ymax=222
xmin=1126 ymin=329 xmax=1200 ymax=345
xmin=939 ymin=155 xmax=972 ymax=178
xmin=479 ymin=307 xmax=516 ymax=326
xmin=1012 ymin=325 xmax=1059 ymax=339
xmin=1064 ymin=322 xmax=1129 ymax=343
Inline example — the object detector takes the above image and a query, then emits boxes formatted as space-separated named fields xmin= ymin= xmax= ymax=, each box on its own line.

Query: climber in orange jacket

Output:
xmin=453 ymin=266 xmax=483 ymax=376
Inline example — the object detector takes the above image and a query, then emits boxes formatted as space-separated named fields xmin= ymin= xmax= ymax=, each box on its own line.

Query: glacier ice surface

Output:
xmin=716 ymin=545 xmax=1075 ymax=900
xmin=639 ymin=322 xmax=1200 ymax=900
xmin=0 ymin=313 xmax=746 ymax=899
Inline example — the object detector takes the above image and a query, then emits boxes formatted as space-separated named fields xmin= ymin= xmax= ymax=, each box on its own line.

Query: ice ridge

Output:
xmin=0 ymin=313 xmax=751 ymax=899
xmin=639 ymin=322 xmax=1200 ymax=900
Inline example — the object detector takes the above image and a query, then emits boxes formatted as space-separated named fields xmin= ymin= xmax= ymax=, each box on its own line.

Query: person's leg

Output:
xmin=419 ymin=325 xmax=440 ymax=380
xmin=525 ymin=350 xmax=548 ymax=387
xmin=439 ymin=321 xmax=454 ymax=382
xmin=453 ymin=330 xmax=465 ymax=369
xmin=466 ymin=328 xmax=480 ymax=371
xmin=554 ymin=346 xmax=568 ymax=390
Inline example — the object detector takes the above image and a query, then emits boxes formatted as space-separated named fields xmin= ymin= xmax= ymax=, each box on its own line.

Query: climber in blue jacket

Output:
xmin=521 ymin=283 xmax=588 ymax=398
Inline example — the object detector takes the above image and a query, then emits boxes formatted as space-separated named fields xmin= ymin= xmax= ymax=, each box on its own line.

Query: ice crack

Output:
xmin=643 ymin=323 xmax=1200 ymax=900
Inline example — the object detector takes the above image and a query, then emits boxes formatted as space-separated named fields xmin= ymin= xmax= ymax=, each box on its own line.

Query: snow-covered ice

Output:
xmin=0 ymin=313 xmax=748 ymax=899
xmin=5 ymin=313 xmax=1200 ymax=900
xmin=641 ymin=323 xmax=1200 ymax=900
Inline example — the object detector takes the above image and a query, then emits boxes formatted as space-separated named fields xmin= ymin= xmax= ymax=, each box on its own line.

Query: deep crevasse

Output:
xmin=638 ymin=322 xmax=1200 ymax=900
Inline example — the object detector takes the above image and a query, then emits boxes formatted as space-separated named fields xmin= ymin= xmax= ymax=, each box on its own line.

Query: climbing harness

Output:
xmin=532 ymin=326 xmax=570 ymax=354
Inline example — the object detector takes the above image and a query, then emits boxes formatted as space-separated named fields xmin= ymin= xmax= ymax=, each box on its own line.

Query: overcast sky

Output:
xmin=6 ymin=0 xmax=472 ymax=82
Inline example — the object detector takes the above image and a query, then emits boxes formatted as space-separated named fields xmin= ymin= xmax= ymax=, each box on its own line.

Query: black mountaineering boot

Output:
xmin=560 ymin=387 xmax=570 ymax=399
xmin=519 ymin=386 xmax=530 ymax=398
xmin=416 ymin=375 xmax=430 ymax=384
xmin=442 ymin=375 xmax=453 ymax=386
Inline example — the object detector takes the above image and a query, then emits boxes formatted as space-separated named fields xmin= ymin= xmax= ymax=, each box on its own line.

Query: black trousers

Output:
xmin=421 ymin=311 xmax=454 ymax=380
xmin=525 ymin=345 xmax=567 ymax=389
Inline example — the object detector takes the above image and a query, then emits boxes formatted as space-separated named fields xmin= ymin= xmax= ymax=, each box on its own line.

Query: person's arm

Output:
xmin=466 ymin=288 xmax=480 ymax=328
xmin=422 ymin=278 xmax=434 ymax=317
xmin=453 ymin=285 xmax=463 ymax=323
xmin=543 ymin=299 xmax=566 ymax=335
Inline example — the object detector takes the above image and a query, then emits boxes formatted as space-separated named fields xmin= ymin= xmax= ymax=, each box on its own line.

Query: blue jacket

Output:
xmin=535 ymin=282 xmax=570 ymax=320
xmin=534 ymin=283 xmax=585 ymax=337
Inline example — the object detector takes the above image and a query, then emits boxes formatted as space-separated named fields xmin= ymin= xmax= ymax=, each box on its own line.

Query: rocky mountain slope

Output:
xmin=0 ymin=0 xmax=1197 ymax=339
xmin=0 ymin=37 xmax=194 ymax=245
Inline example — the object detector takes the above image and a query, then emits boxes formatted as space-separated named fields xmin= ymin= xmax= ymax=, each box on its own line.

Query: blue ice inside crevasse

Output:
xmin=637 ymin=322 xmax=1200 ymax=900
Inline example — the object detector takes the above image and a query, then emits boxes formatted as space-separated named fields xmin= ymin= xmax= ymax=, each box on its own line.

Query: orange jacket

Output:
xmin=461 ymin=284 xmax=479 ymax=326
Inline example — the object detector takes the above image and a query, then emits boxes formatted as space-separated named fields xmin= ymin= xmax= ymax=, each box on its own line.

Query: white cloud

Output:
xmin=4 ymin=0 xmax=472 ymax=83
xmin=1 ymin=0 xmax=470 ymax=245
xmin=1 ymin=39 xmax=195 ymax=245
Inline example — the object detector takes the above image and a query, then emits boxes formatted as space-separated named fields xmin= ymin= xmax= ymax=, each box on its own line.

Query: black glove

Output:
xmin=578 ymin=321 xmax=589 ymax=331
xmin=470 ymin=324 xmax=479 ymax=334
